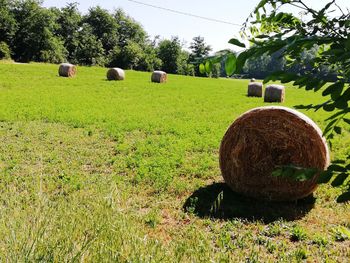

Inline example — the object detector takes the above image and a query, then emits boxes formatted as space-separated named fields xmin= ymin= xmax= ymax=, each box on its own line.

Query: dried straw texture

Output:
xmin=264 ymin=84 xmax=285 ymax=102
xmin=107 ymin=68 xmax=125 ymax=81
xmin=219 ymin=106 xmax=330 ymax=201
xmin=248 ymin=82 xmax=263 ymax=97
xmin=58 ymin=63 xmax=77 ymax=77
xmin=151 ymin=71 xmax=167 ymax=83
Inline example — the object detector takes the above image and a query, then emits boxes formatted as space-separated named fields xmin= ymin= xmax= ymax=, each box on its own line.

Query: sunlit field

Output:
xmin=0 ymin=63 xmax=349 ymax=261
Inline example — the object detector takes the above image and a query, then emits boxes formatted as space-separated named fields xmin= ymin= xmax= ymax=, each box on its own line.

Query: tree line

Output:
xmin=0 ymin=0 xmax=213 ymax=76
xmin=1 ymin=0 xmax=335 ymax=80
xmin=242 ymin=45 xmax=338 ymax=82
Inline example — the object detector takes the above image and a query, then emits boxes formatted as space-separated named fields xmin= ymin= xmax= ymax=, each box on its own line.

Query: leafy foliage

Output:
xmin=11 ymin=0 xmax=66 ymax=63
xmin=0 ymin=41 xmax=11 ymax=59
xmin=157 ymin=37 xmax=182 ymax=74
xmin=0 ymin=0 xmax=17 ymax=45
xmin=74 ymin=23 xmax=105 ymax=66
xmin=55 ymin=2 xmax=81 ymax=63
xmin=206 ymin=0 xmax=350 ymax=202
xmin=0 ymin=1 xmax=195 ymax=73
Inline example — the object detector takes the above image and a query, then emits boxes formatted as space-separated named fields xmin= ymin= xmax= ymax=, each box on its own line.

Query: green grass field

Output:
xmin=0 ymin=63 xmax=349 ymax=262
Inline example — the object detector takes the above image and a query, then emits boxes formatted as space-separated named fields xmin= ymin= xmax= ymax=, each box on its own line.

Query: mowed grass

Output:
xmin=0 ymin=63 xmax=349 ymax=262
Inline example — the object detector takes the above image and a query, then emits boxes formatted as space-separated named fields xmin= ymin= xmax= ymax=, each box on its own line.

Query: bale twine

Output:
xmin=151 ymin=71 xmax=167 ymax=83
xmin=219 ymin=106 xmax=330 ymax=201
xmin=264 ymin=84 xmax=285 ymax=102
xmin=58 ymin=63 xmax=77 ymax=77
xmin=107 ymin=68 xmax=125 ymax=81
xmin=248 ymin=82 xmax=263 ymax=97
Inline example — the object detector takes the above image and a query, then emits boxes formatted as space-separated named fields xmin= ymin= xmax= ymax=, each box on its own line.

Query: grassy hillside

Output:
xmin=0 ymin=63 xmax=349 ymax=261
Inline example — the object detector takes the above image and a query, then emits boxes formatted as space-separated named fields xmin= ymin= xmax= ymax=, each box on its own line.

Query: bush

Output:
xmin=0 ymin=42 xmax=11 ymax=60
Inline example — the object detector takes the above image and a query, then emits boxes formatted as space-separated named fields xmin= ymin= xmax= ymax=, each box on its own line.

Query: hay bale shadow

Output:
xmin=183 ymin=183 xmax=315 ymax=223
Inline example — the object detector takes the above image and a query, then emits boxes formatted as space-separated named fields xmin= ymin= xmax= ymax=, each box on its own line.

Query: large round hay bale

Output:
xmin=248 ymin=82 xmax=263 ymax=97
xmin=58 ymin=63 xmax=77 ymax=77
xmin=151 ymin=71 xmax=167 ymax=83
xmin=107 ymin=68 xmax=125 ymax=81
xmin=219 ymin=106 xmax=329 ymax=201
xmin=264 ymin=84 xmax=285 ymax=102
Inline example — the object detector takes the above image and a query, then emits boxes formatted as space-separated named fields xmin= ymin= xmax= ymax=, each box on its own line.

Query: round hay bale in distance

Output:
xmin=151 ymin=70 xmax=167 ymax=83
xmin=107 ymin=68 xmax=125 ymax=81
xmin=250 ymin=78 xmax=256 ymax=82
xmin=219 ymin=106 xmax=329 ymax=201
xmin=248 ymin=82 xmax=263 ymax=97
xmin=58 ymin=63 xmax=77 ymax=77
xmin=264 ymin=84 xmax=285 ymax=102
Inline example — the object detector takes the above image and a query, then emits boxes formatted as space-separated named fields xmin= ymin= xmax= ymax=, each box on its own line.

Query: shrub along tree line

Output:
xmin=203 ymin=0 xmax=349 ymax=202
xmin=0 ymin=0 xmax=213 ymax=77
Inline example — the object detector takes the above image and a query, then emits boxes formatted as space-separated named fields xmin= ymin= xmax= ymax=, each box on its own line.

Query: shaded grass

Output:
xmin=0 ymin=63 xmax=349 ymax=261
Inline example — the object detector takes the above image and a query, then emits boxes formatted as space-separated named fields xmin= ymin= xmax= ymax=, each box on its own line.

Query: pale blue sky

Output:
xmin=43 ymin=0 xmax=350 ymax=52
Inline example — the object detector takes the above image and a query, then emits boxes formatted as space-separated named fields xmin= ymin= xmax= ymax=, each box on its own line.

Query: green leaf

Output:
xmin=205 ymin=61 xmax=212 ymax=74
xmin=199 ymin=63 xmax=205 ymax=74
xmin=337 ymin=191 xmax=350 ymax=203
xmin=314 ymin=80 xmax=327 ymax=92
xmin=280 ymin=73 xmax=298 ymax=84
xmin=225 ymin=53 xmax=236 ymax=76
xmin=255 ymin=0 xmax=268 ymax=12
xmin=334 ymin=97 xmax=348 ymax=109
xmin=323 ymin=103 xmax=335 ymax=112
xmin=281 ymin=167 xmax=295 ymax=178
xmin=292 ymin=170 xmax=309 ymax=182
xmin=344 ymin=118 xmax=350 ymax=125
xmin=271 ymin=168 xmax=283 ymax=177
xmin=325 ymin=109 xmax=349 ymax=121
xmin=345 ymin=37 xmax=350 ymax=50
xmin=323 ymin=118 xmax=337 ymax=136
xmin=334 ymin=126 xmax=342 ymax=134
xmin=228 ymin=38 xmax=246 ymax=48
xmin=263 ymin=71 xmax=284 ymax=84
xmin=322 ymin=82 xmax=344 ymax=97
xmin=317 ymin=170 xmax=333 ymax=184
xmin=332 ymin=160 xmax=346 ymax=164
xmin=255 ymin=34 xmax=270 ymax=39
xmin=331 ymin=173 xmax=348 ymax=187
xmin=271 ymin=166 xmax=317 ymax=181
xmin=328 ymin=164 xmax=347 ymax=172
xmin=293 ymin=76 xmax=309 ymax=87
xmin=235 ymin=51 xmax=249 ymax=74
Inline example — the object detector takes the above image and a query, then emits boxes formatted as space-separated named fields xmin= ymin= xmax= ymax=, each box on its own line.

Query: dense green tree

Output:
xmin=107 ymin=8 xmax=156 ymax=69
xmin=84 ymin=6 xmax=119 ymax=53
xmin=114 ymin=8 xmax=146 ymax=47
xmin=0 ymin=41 xmax=11 ymax=59
xmin=189 ymin=36 xmax=212 ymax=76
xmin=137 ymin=43 xmax=162 ymax=72
xmin=1 ymin=0 xmax=200 ymax=74
xmin=75 ymin=23 xmax=105 ymax=66
xmin=177 ymin=50 xmax=195 ymax=76
xmin=12 ymin=0 xmax=66 ymax=62
xmin=55 ymin=2 xmax=81 ymax=62
xmin=157 ymin=37 xmax=182 ymax=74
xmin=120 ymin=40 xmax=144 ymax=69
xmin=0 ymin=0 xmax=17 ymax=46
